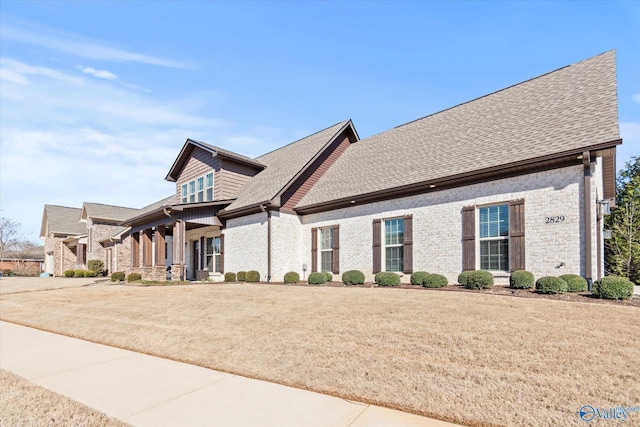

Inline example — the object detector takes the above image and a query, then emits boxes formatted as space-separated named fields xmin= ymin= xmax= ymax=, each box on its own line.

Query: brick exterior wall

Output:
xmin=223 ymin=165 xmax=603 ymax=285
xmin=43 ymin=234 xmax=82 ymax=276
xmin=86 ymin=219 xmax=125 ymax=265
xmin=225 ymin=212 xmax=268 ymax=280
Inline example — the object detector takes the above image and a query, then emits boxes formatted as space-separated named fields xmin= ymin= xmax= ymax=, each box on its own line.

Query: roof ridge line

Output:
xmin=256 ymin=120 xmax=350 ymax=160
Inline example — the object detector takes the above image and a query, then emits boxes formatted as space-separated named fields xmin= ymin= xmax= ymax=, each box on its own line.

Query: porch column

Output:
xmin=142 ymin=229 xmax=153 ymax=267
xmin=155 ymin=227 xmax=166 ymax=266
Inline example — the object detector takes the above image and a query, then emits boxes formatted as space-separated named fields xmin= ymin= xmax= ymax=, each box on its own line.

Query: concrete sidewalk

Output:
xmin=0 ymin=321 xmax=459 ymax=426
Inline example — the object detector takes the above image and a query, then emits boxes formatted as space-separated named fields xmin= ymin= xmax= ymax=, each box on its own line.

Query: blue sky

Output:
xmin=1 ymin=1 xmax=638 ymax=243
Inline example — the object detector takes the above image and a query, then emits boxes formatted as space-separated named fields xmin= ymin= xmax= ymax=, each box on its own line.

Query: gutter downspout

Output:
xmin=583 ymin=151 xmax=593 ymax=291
xmin=265 ymin=206 xmax=272 ymax=283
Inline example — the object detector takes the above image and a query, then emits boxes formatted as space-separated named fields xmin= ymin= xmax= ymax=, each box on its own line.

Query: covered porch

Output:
xmin=125 ymin=202 xmax=227 ymax=282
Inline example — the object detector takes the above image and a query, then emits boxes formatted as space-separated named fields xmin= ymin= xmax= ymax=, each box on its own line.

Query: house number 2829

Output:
xmin=545 ymin=216 xmax=565 ymax=223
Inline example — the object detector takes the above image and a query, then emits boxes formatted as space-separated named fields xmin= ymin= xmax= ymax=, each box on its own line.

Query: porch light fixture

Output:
xmin=429 ymin=184 xmax=436 ymax=188
xmin=577 ymin=155 xmax=583 ymax=159
xmin=350 ymin=200 xmax=356 ymax=204
xmin=597 ymin=200 xmax=611 ymax=216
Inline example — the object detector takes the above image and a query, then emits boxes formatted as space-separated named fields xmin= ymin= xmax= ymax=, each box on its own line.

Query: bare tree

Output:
xmin=0 ymin=215 xmax=20 ymax=260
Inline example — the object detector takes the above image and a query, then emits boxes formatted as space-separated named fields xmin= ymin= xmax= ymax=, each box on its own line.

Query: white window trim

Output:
xmin=382 ymin=217 xmax=404 ymax=273
xmin=476 ymin=203 xmax=510 ymax=273
xmin=319 ymin=227 xmax=333 ymax=273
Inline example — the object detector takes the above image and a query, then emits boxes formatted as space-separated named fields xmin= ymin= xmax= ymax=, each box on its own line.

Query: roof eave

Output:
xmin=295 ymin=139 xmax=622 ymax=215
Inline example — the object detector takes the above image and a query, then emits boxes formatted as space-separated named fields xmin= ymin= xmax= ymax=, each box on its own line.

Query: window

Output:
xmin=479 ymin=205 xmax=509 ymax=271
xmin=180 ymin=172 xmax=214 ymax=204
xmin=206 ymin=236 xmax=222 ymax=272
xmin=189 ymin=180 xmax=196 ymax=203
xmin=311 ymin=226 xmax=339 ymax=274
xmin=384 ymin=218 xmax=404 ymax=272
xmin=206 ymin=173 xmax=214 ymax=201
xmin=197 ymin=177 xmax=204 ymax=202
xmin=181 ymin=184 xmax=188 ymax=204
xmin=320 ymin=228 xmax=333 ymax=272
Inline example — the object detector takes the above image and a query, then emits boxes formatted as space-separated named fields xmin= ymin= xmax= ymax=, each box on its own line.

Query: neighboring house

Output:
xmin=0 ymin=246 xmax=45 ymax=276
xmin=42 ymin=51 xmax=621 ymax=286
xmin=40 ymin=200 xmax=172 ymax=276
xmin=40 ymin=205 xmax=88 ymax=276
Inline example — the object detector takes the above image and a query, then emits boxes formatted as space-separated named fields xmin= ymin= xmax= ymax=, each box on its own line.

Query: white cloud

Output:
xmin=76 ymin=65 xmax=118 ymax=80
xmin=632 ymin=93 xmax=640 ymax=104
xmin=2 ymin=19 xmax=190 ymax=69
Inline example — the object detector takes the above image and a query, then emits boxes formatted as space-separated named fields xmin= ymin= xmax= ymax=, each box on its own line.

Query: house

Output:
xmin=0 ymin=245 xmax=45 ymax=276
xmin=40 ymin=200 xmax=171 ymax=276
xmin=42 ymin=51 xmax=621 ymax=286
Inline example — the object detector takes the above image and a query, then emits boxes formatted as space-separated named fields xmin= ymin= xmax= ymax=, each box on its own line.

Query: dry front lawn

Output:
xmin=0 ymin=369 xmax=130 ymax=427
xmin=1 ymin=282 xmax=638 ymax=427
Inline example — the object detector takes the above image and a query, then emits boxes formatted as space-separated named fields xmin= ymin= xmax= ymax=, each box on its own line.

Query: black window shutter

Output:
xmin=372 ymin=219 xmax=381 ymax=273
xmin=403 ymin=215 xmax=413 ymax=274
xmin=461 ymin=206 xmax=475 ymax=271
xmin=332 ymin=225 xmax=340 ymax=275
xmin=220 ymin=234 xmax=225 ymax=273
xmin=509 ymin=199 xmax=525 ymax=271
xmin=311 ymin=228 xmax=318 ymax=272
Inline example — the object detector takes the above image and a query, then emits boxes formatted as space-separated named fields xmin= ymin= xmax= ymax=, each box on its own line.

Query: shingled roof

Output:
xmin=40 ymin=205 xmax=85 ymax=237
xmin=297 ymin=50 xmax=620 ymax=210
xmin=81 ymin=202 xmax=141 ymax=223
xmin=166 ymin=139 xmax=265 ymax=182
xmin=222 ymin=120 xmax=353 ymax=213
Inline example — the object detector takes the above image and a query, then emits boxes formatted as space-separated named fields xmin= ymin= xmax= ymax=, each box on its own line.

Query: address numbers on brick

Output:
xmin=545 ymin=216 xmax=565 ymax=223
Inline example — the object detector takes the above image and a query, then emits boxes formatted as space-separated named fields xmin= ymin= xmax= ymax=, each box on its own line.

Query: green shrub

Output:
xmin=84 ymin=270 xmax=97 ymax=277
xmin=74 ymin=269 xmax=86 ymax=278
xmin=237 ymin=271 xmax=247 ymax=281
xmin=560 ymin=274 xmax=588 ymax=292
xmin=423 ymin=273 xmax=448 ymax=288
xmin=457 ymin=271 xmax=472 ymax=287
xmin=127 ymin=272 xmax=142 ymax=282
xmin=593 ymin=276 xmax=634 ymax=300
xmin=464 ymin=270 xmax=494 ymax=289
xmin=64 ymin=269 xmax=75 ymax=278
xmin=324 ymin=272 xmax=333 ymax=282
xmin=375 ymin=272 xmax=400 ymax=286
xmin=246 ymin=270 xmax=260 ymax=282
xmin=410 ymin=271 xmax=430 ymax=285
xmin=535 ymin=276 xmax=567 ymax=294
xmin=342 ymin=270 xmax=365 ymax=285
xmin=87 ymin=260 xmax=104 ymax=274
xmin=224 ymin=272 xmax=237 ymax=282
xmin=284 ymin=271 xmax=300 ymax=284
xmin=111 ymin=271 xmax=125 ymax=282
xmin=509 ymin=270 xmax=535 ymax=289
xmin=308 ymin=272 xmax=327 ymax=285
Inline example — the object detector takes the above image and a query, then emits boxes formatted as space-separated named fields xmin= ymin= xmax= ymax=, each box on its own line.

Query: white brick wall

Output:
xmin=225 ymin=212 xmax=269 ymax=280
xmin=270 ymin=212 xmax=303 ymax=281
xmin=298 ymin=165 xmax=586 ymax=283
xmin=224 ymin=165 xmax=600 ymax=285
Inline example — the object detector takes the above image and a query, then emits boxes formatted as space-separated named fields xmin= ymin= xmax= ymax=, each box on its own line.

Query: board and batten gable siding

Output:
xmin=280 ymin=131 xmax=353 ymax=211
xmin=218 ymin=160 xmax=260 ymax=200
xmin=175 ymin=146 xmax=260 ymax=202
xmin=297 ymin=165 xmax=587 ymax=284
